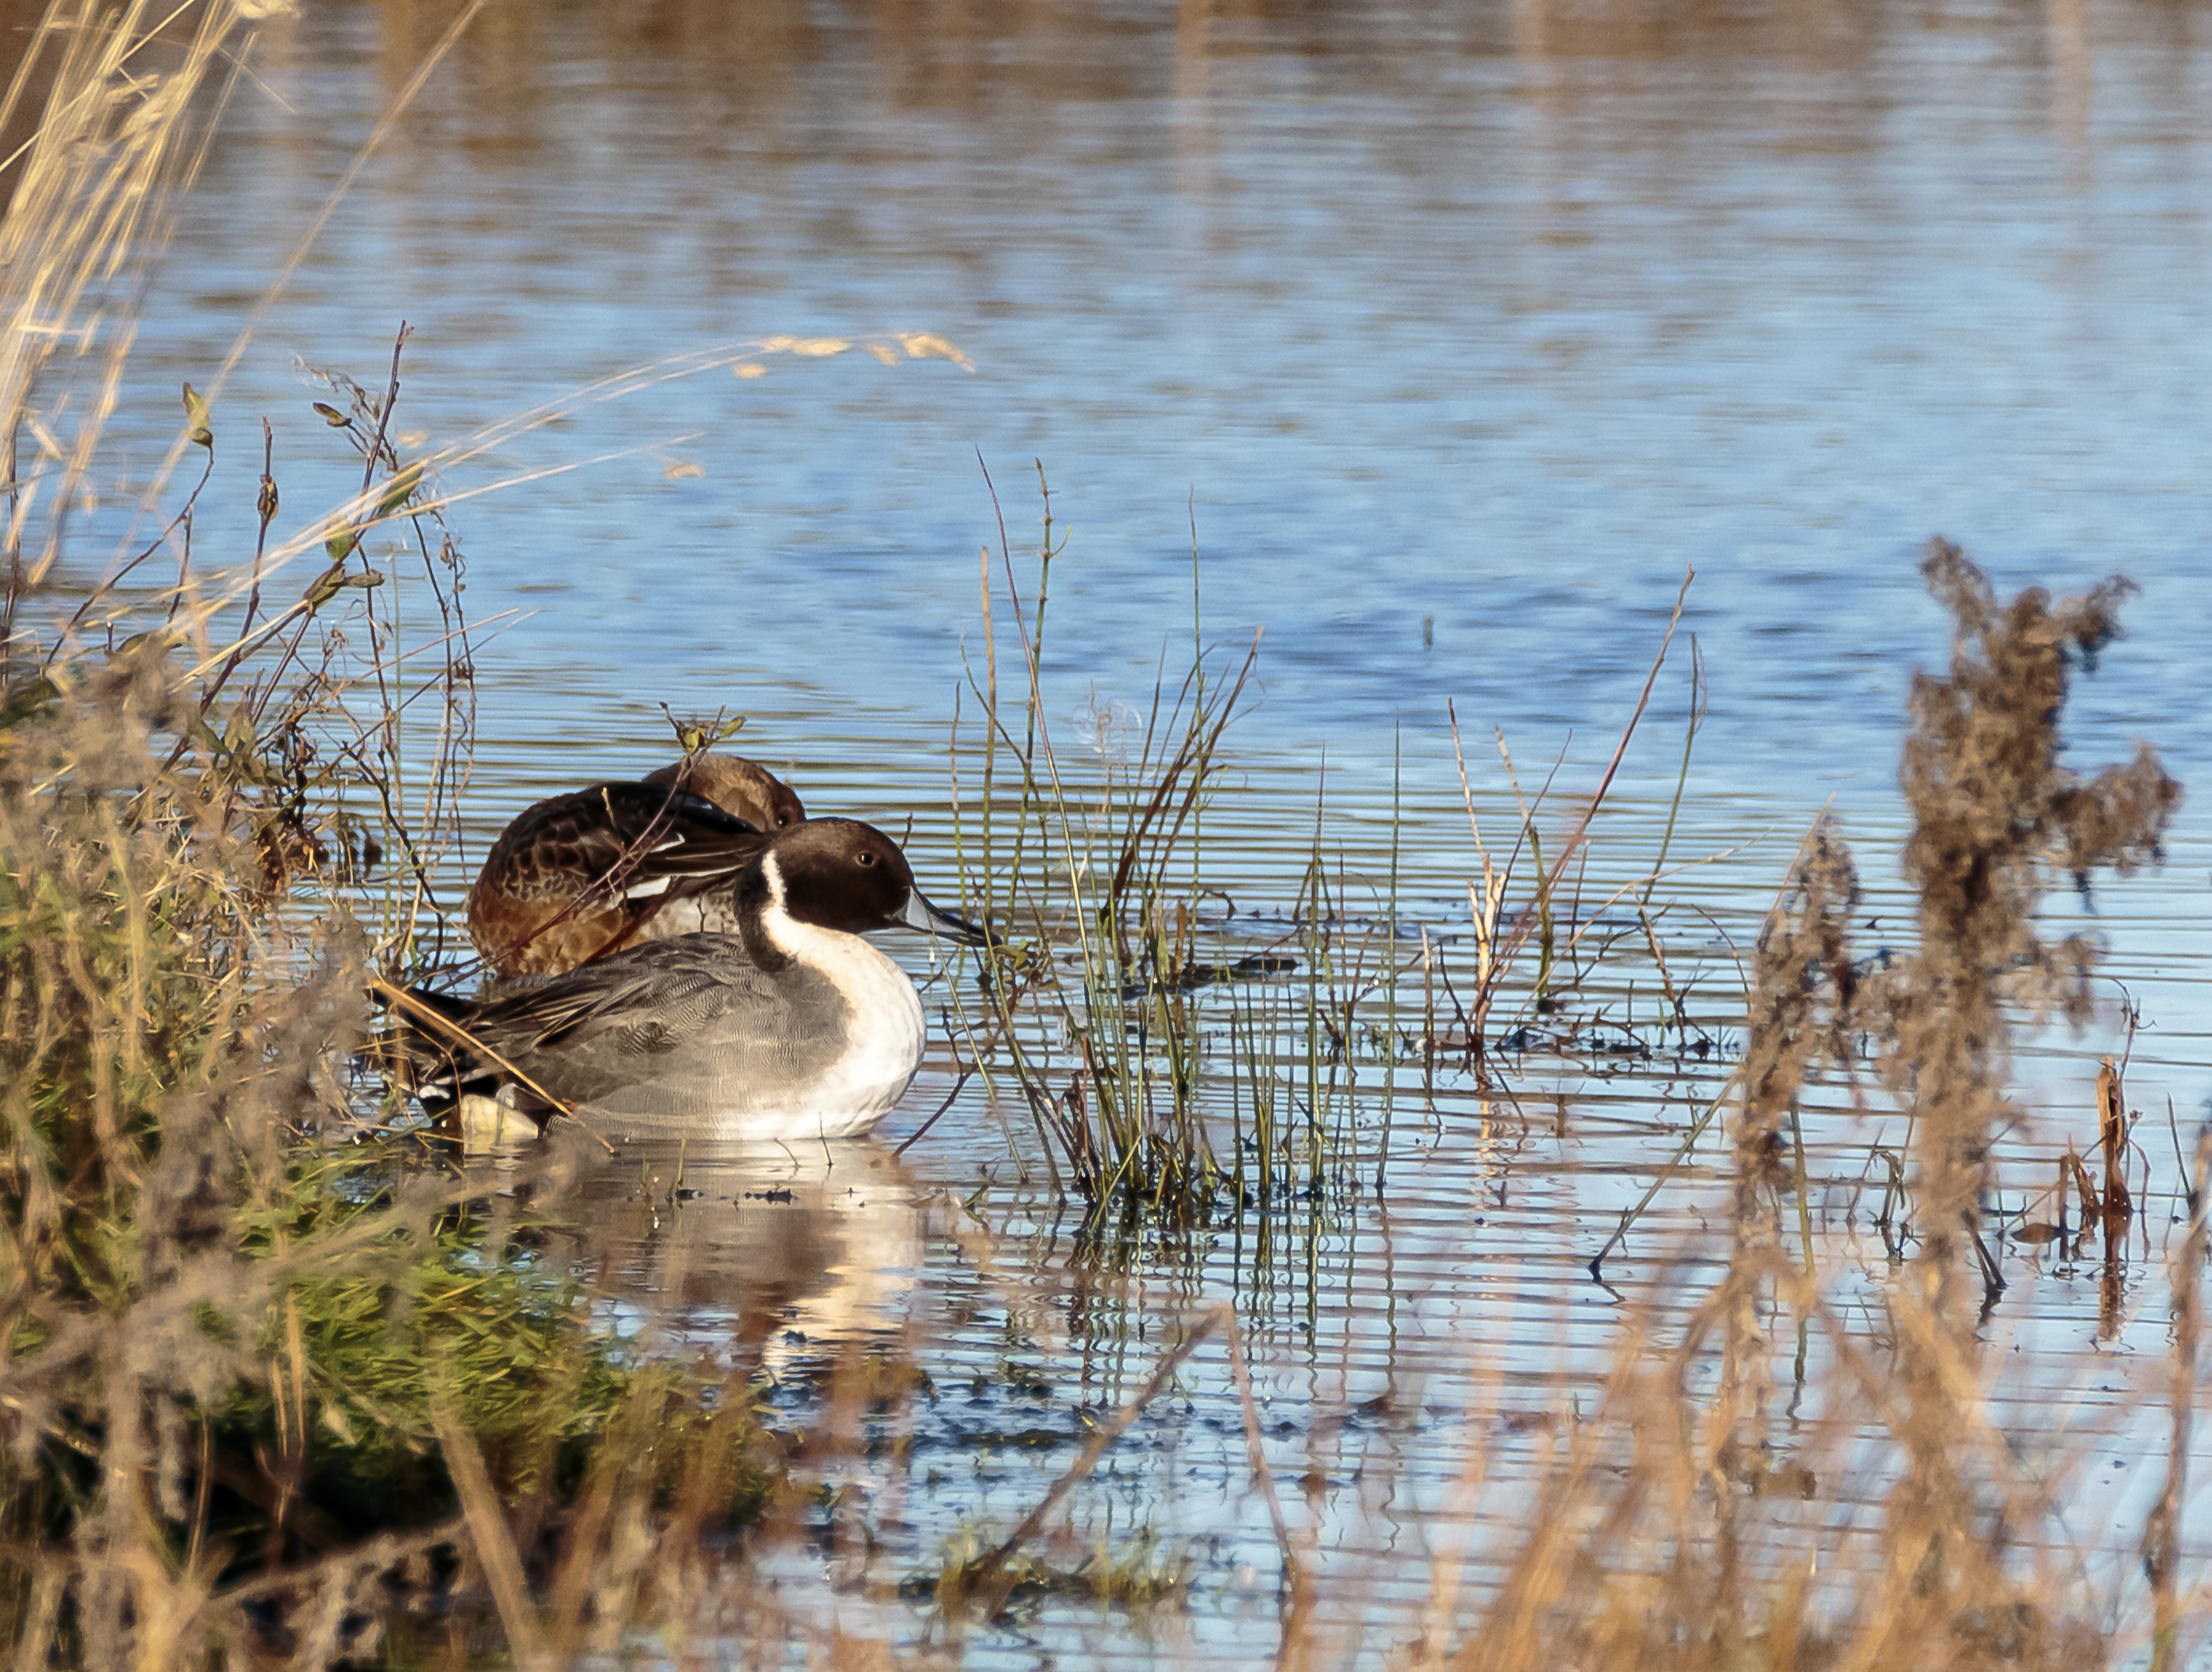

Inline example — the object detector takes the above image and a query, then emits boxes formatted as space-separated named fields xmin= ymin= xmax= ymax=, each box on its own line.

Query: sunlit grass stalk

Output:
xmin=1299 ymin=769 xmax=1329 ymax=1195
xmin=1378 ymin=724 xmax=1402 ymax=1192
xmin=2145 ymin=1135 xmax=2208 ymax=1672
xmin=1 ymin=1 xmax=256 ymax=643
xmin=947 ymin=491 xmax=1260 ymax=1219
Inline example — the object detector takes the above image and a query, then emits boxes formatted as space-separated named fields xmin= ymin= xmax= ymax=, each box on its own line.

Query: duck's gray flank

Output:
xmin=393 ymin=817 xmax=985 ymax=1143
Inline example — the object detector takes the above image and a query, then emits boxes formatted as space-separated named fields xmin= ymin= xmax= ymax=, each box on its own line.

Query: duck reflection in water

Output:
xmin=476 ymin=1129 xmax=926 ymax=1374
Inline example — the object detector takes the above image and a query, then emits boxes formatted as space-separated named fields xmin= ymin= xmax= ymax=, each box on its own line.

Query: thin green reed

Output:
xmin=1301 ymin=763 xmax=1328 ymax=1195
xmin=943 ymin=574 xmax=1008 ymax=1173
xmin=949 ymin=462 xmax=1073 ymax=1187
xmin=964 ymin=455 xmax=1067 ymax=938
xmin=1142 ymin=919 xmax=1190 ymax=1184
xmin=1379 ymin=724 xmax=1401 ymax=1193
xmin=1188 ymin=500 xmax=1205 ymax=934
xmin=1527 ymin=823 xmax=1555 ymax=1012
xmin=1638 ymin=636 xmax=1706 ymax=1032
xmin=945 ymin=469 xmax=1270 ymax=1218
xmin=1642 ymin=635 xmax=1706 ymax=916
xmin=1009 ymin=462 xmax=1065 ymax=897
xmin=1181 ymin=509 xmax=1207 ymax=1188
xmin=1230 ymin=980 xmax=1281 ymax=1210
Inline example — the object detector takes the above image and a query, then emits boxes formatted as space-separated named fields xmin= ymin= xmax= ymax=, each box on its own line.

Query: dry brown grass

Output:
xmin=0 ymin=9 xmax=982 ymax=1666
xmin=1404 ymin=543 xmax=2187 ymax=1672
xmin=1 ymin=1 xmax=290 ymax=655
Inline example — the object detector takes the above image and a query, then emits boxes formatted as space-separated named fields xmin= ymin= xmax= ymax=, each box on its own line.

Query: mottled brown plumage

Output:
xmin=644 ymin=754 xmax=806 ymax=836
xmin=467 ymin=754 xmax=805 ymax=975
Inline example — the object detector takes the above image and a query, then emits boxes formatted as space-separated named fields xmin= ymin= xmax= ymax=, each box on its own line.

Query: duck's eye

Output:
xmin=856 ymin=850 xmax=877 ymax=867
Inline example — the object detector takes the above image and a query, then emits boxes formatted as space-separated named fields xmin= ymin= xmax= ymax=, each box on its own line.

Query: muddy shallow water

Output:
xmin=29 ymin=0 xmax=2212 ymax=1660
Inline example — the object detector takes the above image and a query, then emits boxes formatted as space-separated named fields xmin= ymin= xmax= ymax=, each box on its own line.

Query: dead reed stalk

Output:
xmin=1432 ymin=541 xmax=2184 ymax=1672
xmin=1707 ymin=818 xmax=1864 ymax=1620
xmin=2144 ymin=1135 xmax=2207 ymax=1672
xmin=1892 ymin=539 xmax=2177 ymax=1314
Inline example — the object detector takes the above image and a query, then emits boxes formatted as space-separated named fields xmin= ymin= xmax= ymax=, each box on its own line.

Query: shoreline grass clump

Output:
xmin=0 ymin=4 xmax=997 ymax=1659
xmin=0 ymin=7 xmax=799 ymax=1658
xmin=947 ymin=475 xmax=1270 ymax=1227
xmin=0 ymin=631 xmax=840 ymax=1663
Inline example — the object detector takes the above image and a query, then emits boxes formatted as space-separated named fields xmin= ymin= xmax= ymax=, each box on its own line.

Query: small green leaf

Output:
xmin=301 ymin=562 xmax=351 ymax=612
xmin=186 ymin=710 xmax=225 ymax=753
xmin=114 ymin=629 xmax=177 ymax=659
xmin=182 ymin=383 xmax=213 ymax=449
xmin=313 ymin=401 xmax=349 ymax=427
xmin=325 ymin=528 xmax=359 ymax=562
xmin=667 ymin=710 xmax=747 ymax=755
xmin=257 ymin=475 xmax=279 ymax=530
xmin=374 ymin=462 xmax=424 ymax=520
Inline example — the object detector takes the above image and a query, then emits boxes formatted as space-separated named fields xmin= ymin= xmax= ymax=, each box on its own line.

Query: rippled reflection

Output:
xmin=468 ymin=1133 xmax=928 ymax=1370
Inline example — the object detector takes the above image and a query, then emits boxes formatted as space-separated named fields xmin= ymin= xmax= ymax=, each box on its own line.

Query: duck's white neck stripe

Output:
xmin=757 ymin=851 xmax=797 ymax=952
xmin=746 ymin=848 xmax=926 ymax=1122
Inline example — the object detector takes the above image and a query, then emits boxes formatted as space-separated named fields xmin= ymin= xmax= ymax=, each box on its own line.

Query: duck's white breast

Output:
xmin=765 ymin=916 xmax=929 ymax=1132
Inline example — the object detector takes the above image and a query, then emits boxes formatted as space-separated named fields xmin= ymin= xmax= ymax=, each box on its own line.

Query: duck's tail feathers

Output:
xmin=364 ymin=981 xmax=486 ymax=1101
xmin=364 ymin=979 xmax=566 ymax=1136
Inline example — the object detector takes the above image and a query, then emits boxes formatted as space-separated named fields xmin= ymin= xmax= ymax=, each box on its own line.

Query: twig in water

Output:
xmin=964 ymin=1309 xmax=1220 ymax=1613
xmin=1587 ymin=1065 xmax=1746 ymax=1283
xmin=1223 ymin=1309 xmax=1310 ymax=1641
xmin=895 ymin=1065 xmax=976 ymax=1157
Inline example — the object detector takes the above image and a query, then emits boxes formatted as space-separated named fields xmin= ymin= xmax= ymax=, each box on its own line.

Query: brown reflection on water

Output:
xmin=1508 ymin=0 xmax=1882 ymax=64
xmin=0 ymin=0 xmax=54 ymax=216
xmin=474 ymin=1133 xmax=928 ymax=1366
xmin=320 ymin=0 xmax=2212 ymax=158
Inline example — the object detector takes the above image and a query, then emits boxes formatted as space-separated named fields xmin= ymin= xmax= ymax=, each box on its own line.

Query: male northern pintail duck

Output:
xmin=400 ymin=818 xmax=986 ymax=1143
xmin=468 ymin=752 xmax=806 ymax=976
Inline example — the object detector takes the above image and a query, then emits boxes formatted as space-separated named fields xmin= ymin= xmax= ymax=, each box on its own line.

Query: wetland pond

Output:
xmin=30 ymin=0 xmax=2212 ymax=1661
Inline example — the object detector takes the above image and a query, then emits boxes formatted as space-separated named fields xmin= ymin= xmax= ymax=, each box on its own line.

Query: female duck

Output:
xmin=468 ymin=752 xmax=805 ymax=976
xmin=402 ymin=819 xmax=985 ymax=1144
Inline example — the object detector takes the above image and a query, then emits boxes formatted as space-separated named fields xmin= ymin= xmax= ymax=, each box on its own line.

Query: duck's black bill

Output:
xmin=897 ymin=888 xmax=995 ymax=947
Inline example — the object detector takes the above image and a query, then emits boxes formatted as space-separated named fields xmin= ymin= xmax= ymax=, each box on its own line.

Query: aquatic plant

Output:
xmin=1426 ymin=545 xmax=2186 ymax=1672
xmin=941 ymin=518 xmax=1712 ymax=1241
xmin=945 ymin=470 xmax=1268 ymax=1224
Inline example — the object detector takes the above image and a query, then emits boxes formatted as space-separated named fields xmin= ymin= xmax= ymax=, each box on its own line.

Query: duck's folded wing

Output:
xmin=490 ymin=783 xmax=771 ymax=906
xmin=441 ymin=937 xmax=774 ymax=1099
